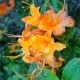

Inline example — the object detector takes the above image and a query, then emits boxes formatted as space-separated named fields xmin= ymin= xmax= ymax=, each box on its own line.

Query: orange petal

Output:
xmin=53 ymin=26 xmax=65 ymax=36
xmin=65 ymin=17 xmax=74 ymax=27
xmin=57 ymin=17 xmax=74 ymax=27
xmin=30 ymin=4 xmax=41 ymax=18
xmin=22 ymin=25 xmax=31 ymax=40
xmin=18 ymin=38 xmax=29 ymax=48
xmin=31 ymin=29 xmax=45 ymax=35
xmin=23 ymin=55 xmax=35 ymax=63
xmin=56 ymin=10 xmax=66 ymax=20
xmin=54 ymin=61 xmax=62 ymax=68
xmin=53 ymin=42 xmax=66 ymax=51
xmin=43 ymin=44 xmax=54 ymax=54
xmin=54 ymin=57 xmax=65 ymax=68
xmin=30 ymin=35 xmax=49 ymax=51
xmin=21 ymin=16 xmax=39 ymax=26
xmin=38 ymin=15 xmax=55 ymax=32
xmin=22 ymin=25 xmax=31 ymax=36
xmin=58 ymin=57 xmax=65 ymax=62
xmin=45 ymin=53 xmax=55 ymax=68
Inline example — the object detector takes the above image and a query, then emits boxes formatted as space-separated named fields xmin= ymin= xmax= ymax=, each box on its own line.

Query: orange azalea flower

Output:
xmin=21 ymin=4 xmax=41 ymax=26
xmin=19 ymin=4 xmax=71 ymax=69
xmin=38 ymin=9 xmax=74 ymax=36
xmin=18 ymin=34 xmax=66 ymax=68
xmin=21 ymin=4 xmax=74 ymax=36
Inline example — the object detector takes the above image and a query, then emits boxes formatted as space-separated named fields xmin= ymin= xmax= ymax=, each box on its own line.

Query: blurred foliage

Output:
xmin=0 ymin=0 xmax=80 ymax=80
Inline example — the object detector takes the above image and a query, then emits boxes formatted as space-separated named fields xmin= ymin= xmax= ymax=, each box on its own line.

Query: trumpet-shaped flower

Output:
xmin=38 ymin=9 xmax=74 ymax=36
xmin=18 ymin=4 xmax=75 ymax=69
xmin=18 ymin=33 xmax=66 ymax=68
xmin=21 ymin=4 xmax=74 ymax=36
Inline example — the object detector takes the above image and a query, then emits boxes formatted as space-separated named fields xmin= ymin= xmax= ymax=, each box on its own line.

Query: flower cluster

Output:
xmin=18 ymin=4 xmax=74 ymax=68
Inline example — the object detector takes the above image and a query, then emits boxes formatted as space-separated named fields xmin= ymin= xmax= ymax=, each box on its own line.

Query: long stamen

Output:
xmin=8 ymin=42 xmax=19 ymax=45
xmin=24 ymin=7 xmax=30 ymax=12
xmin=4 ymin=34 xmax=22 ymax=38
xmin=3 ymin=53 xmax=24 ymax=59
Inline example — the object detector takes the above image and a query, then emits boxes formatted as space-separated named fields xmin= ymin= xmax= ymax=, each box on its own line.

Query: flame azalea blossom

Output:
xmin=17 ymin=3 xmax=75 ymax=71
xmin=38 ymin=9 xmax=74 ymax=36
xmin=22 ymin=4 xmax=74 ymax=36
xmin=18 ymin=31 xmax=66 ymax=68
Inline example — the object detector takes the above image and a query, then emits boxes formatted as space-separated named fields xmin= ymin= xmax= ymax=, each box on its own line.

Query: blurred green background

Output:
xmin=0 ymin=0 xmax=80 ymax=80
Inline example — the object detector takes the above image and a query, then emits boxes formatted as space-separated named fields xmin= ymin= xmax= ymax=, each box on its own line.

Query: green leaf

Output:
xmin=8 ymin=75 xmax=21 ymax=80
xmin=4 ymin=66 xmax=27 ymax=80
xmin=7 ymin=75 xmax=28 ymax=80
xmin=4 ymin=60 xmax=29 ymax=80
xmin=74 ymin=46 xmax=80 ymax=57
xmin=50 ymin=0 xmax=59 ymax=12
xmin=56 ymin=27 xmax=76 ymax=43
xmin=62 ymin=58 xmax=80 ymax=80
xmin=38 ymin=69 xmax=59 ymax=80
xmin=28 ymin=63 xmax=37 ymax=73
xmin=40 ymin=0 xmax=50 ymax=13
xmin=33 ymin=0 xmax=44 ymax=6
